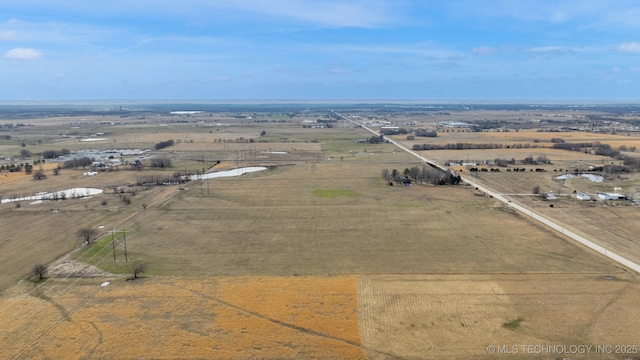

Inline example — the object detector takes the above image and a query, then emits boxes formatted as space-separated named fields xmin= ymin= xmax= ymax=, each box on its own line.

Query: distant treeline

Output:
xmin=412 ymin=143 xmax=542 ymax=151
xmin=552 ymin=142 xmax=624 ymax=158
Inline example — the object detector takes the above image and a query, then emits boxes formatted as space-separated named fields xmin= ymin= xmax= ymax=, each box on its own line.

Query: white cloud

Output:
xmin=3 ymin=47 xmax=42 ymax=60
xmin=340 ymin=42 xmax=462 ymax=59
xmin=0 ymin=30 xmax=21 ymax=41
xmin=617 ymin=42 xmax=640 ymax=53
xmin=471 ymin=46 xmax=500 ymax=56
xmin=327 ymin=67 xmax=347 ymax=75
xmin=0 ymin=0 xmax=402 ymax=29
xmin=251 ymin=0 xmax=397 ymax=28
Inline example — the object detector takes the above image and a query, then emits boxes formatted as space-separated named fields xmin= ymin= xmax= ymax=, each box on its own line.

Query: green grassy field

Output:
xmin=71 ymin=160 xmax=617 ymax=277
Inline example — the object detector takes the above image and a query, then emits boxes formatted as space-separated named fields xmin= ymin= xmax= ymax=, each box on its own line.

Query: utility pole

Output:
xmin=123 ymin=227 xmax=128 ymax=262
xmin=112 ymin=228 xmax=116 ymax=262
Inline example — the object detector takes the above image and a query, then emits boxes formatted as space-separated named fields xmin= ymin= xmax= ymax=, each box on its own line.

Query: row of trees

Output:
xmin=41 ymin=149 xmax=71 ymax=159
xmin=149 ymin=157 xmax=172 ymax=168
xmin=135 ymin=170 xmax=192 ymax=186
xmin=154 ymin=139 xmax=174 ymax=150
xmin=552 ymin=141 xmax=640 ymax=172
xmin=63 ymin=157 xmax=93 ymax=169
xmin=382 ymin=166 xmax=461 ymax=186
xmin=414 ymin=129 xmax=438 ymax=137
xmin=521 ymin=155 xmax=551 ymax=165
xmin=412 ymin=143 xmax=544 ymax=151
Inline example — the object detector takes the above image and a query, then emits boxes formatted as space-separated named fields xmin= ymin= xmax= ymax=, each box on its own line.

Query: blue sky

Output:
xmin=1 ymin=0 xmax=639 ymax=100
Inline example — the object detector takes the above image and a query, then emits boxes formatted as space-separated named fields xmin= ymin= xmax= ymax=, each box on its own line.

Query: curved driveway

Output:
xmin=334 ymin=111 xmax=640 ymax=273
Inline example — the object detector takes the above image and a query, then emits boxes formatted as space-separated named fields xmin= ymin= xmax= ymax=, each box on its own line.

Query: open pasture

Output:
xmin=76 ymin=160 xmax=618 ymax=277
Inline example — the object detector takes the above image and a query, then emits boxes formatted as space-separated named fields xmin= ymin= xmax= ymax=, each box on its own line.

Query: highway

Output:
xmin=333 ymin=111 xmax=640 ymax=274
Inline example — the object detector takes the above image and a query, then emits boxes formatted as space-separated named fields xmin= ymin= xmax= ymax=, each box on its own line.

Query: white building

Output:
xmin=596 ymin=192 xmax=626 ymax=200
xmin=573 ymin=192 xmax=591 ymax=201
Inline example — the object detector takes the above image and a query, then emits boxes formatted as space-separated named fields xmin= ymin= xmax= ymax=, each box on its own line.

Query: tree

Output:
xmin=20 ymin=149 xmax=32 ymax=158
xmin=391 ymin=169 xmax=399 ymax=181
xmin=32 ymin=264 xmax=47 ymax=280
xmin=77 ymin=227 xmax=99 ymax=244
xmin=32 ymin=169 xmax=46 ymax=180
xmin=132 ymin=260 xmax=145 ymax=279
xmin=532 ymin=185 xmax=541 ymax=195
xmin=150 ymin=157 xmax=172 ymax=168
xmin=409 ymin=166 xmax=421 ymax=181
xmin=381 ymin=168 xmax=391 ymax=181
xmin=260 ymin=130 xmax=266 ymax=136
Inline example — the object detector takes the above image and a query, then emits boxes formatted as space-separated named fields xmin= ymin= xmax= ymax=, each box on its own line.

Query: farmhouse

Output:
xmin=596 ymin=192 xmax=626 ymax=200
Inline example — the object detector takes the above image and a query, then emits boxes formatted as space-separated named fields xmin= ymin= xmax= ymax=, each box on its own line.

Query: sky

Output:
xmin=1 ymin=0 xmax=639 ymax=101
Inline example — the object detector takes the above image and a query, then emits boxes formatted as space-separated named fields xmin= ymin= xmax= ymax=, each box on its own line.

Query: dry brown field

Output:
xmin=2 ymin=109 xmax=640 ymax=359
xmin=0 ymin=276 xmax=365 ymax=359
xmin=1 ymin=273 xmax=638 ymax=359
xmin=359 ymin=273 xmax=640 ymax=359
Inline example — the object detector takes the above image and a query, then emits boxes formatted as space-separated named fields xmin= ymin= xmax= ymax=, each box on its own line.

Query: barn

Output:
xmin=596 ymin=192 xmax=626 ymax=200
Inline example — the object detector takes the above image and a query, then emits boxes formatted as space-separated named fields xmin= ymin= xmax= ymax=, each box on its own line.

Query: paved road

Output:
xmin=334 ymin=111 xmax=640 ymax=274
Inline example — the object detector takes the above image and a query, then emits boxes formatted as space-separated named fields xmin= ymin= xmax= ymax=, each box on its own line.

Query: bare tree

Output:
xmin=32 ymin=264 xmax=47 ymax=280
xmin=20 ymin=149 xmax=32 ymax=159
xmin=33 ymin=169 xmax=47 ymax=180
xmin=132 ymin=260 xmax=145 ymax=279
xmin=532 ymin=185 xmax=541 ymax=195
xmin=381 ymin=168 xmax=390 ymax=181
xmin=77 ymin=227 xmax=99 ymax=244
